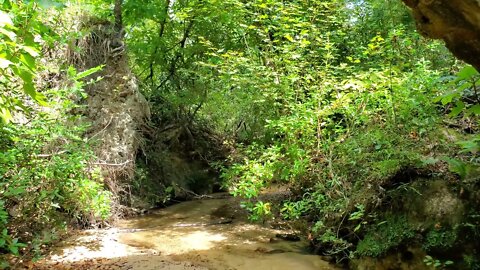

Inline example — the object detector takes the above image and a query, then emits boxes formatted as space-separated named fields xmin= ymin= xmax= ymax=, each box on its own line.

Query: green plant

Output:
xmin=434 ymin=65 xmax=480 ymax=118
xmin=463 ymin=254 xmax=480 ymax=270
xmin=314 ymin=228 xmax=352 ymax=258
xmin=349 ymin=204 xmax=367 ymax=233
xmin=356 ymin=216 xmax=415 ymax=257
xmin=423 ymin=228 xmax=458 ymax=251
xmin=434 ymin=65 xmax=480 ymax=181
xmin=424 ymin=255 xmax=454 ymax=269
xmin=0 ymin=229 xmax=26 ymax=256
xmin=0 ymin=1 xmax=56 ymax=123
xmin=0 ymin=65 xmax=111 ymax=262
xmin=3 ymin=0 xmax=470 ymax=266
xmin=251 ymin=201 xmax=272 ymax=222
xmin=281 ymin=200 xmax=310 ymax=220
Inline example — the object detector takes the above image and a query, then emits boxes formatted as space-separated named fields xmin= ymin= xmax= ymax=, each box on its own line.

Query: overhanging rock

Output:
xmin=402 ymin=0 xmax=480 ymax=70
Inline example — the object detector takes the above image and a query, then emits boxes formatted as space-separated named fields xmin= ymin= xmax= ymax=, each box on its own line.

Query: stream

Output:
xmin=32 ymin=194 xmax=339 ymax=270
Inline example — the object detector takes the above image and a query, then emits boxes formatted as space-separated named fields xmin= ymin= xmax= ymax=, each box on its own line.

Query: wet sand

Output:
xmin=31 ymin=196 xmax=338 ymax=270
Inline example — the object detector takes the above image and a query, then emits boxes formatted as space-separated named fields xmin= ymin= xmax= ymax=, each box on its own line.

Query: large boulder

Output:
xmin=402 ymin=0 xmax=480 ymax=70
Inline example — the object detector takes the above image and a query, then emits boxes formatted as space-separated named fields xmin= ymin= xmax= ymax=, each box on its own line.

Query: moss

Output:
xmin=402 ymin=179 xmax=465 ymax=226
xmin=423 ymin=228 xmax=458 ymax=251
xmin=356 ymin=215 xmax=416 ymax=257
xmin=370 ymin=159 xmax=404 ymax=180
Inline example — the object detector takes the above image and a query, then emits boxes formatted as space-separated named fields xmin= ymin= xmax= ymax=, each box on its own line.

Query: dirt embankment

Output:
xmin=67 ymin=17 xmax=150 ymax=216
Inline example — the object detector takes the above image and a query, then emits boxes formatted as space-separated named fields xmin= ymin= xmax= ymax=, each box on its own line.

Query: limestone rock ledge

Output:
xmin=402 ymin=0 xmax=480 ymax=70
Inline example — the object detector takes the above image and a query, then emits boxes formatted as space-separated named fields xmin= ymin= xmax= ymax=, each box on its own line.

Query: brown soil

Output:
xmin=25 ymin=195 xmax=338 ymax=270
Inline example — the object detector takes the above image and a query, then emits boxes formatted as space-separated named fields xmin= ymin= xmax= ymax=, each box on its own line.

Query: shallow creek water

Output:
xmin=37 ymin=195 xmax=339 ymax=270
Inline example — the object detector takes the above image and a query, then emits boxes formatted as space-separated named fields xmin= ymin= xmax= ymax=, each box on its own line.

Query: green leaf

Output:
xmin=448 ymin=101 xmax=465 ymax=117
xmin=444 ymin=158 xmax=467 ymax=179
xmin=284 ymin=34 xmax=294 ymax=42
xmin=421 ymin=157 xmax=438 ymax=165
xmin=19 ymin=53 xmax=36 ymax=70
xmin=0 ymin=27 xmax=16 ymax=40
xmin=0 ymin=107 xmax=12 ymax=124
xmin=9 ymin=244 xmax=18 ymax=255
xmin=458 ymin=81 xmax=472 ymax=91
xmin=439 ymin=92 xmax=459 ymax=105
xmin=467 ymin=104 xmax=480 ymax=115
xmin=0 ymin=0 xmax=11 ymax=8
xmin=456 ymin=65 xmax=479 ymax=81
xmin=457 ymin=140 xmax=479 ymax=154
xmin=74 ymin=65 xmax=103 ymax=80
xmin=67 ymin=65 xmax=76 ymax=77
xmin=444 ymin=261 xmax=454 ymax=265
xmin=5 ymin=187 xmax=26 ymax=196
xmin=16 ymin=68 xmax=33 ymax=84
xmin=37 ymin=0 xmax=65 ymax=8
xmin=0 ymin=261 xmax=9 ymax=269
xmin=20 ymin=45 xmax=40 ymax=57
xmin=32 ymin=91 xmax=48 ymax=106
xmin=17 ymin=68 xmax=46 ymax=105
xmin=23 ymin=81 xmax=36 ymax=97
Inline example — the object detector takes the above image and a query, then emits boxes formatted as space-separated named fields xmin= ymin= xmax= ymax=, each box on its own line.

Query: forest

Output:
xmin=0 ymin=0 xmax=479 ymax=269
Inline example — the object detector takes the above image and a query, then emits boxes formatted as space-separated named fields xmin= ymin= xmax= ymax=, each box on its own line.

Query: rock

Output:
xmin=402 ymin=0 xmax=480 ymax=70
xmin=206 ymin=218 xmax=233 ymax=226
xmin=403 ymin=179 xmax=465 ymax=225
xmin=254 ymin=247 xmax=286 ymax=254
xmin=275 ymin=233 xmax=301 ymax=242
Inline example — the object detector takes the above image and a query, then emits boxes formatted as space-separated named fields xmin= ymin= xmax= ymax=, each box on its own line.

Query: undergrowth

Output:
xmin=1 ymin=27 xmax=111 ymax=265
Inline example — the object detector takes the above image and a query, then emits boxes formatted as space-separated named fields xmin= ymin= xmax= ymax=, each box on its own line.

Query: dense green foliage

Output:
xmin=1 ymin=0 xmax=479 ymax=268
xmin=0 ymin=86 xmax=110 ymax=253
xmin=118 ymin=0 xmax=479 ymax=265
xmin=0 ymin=1 xmax=49 ymax=123
xmin=0 ymin=1 xmax=111 ymax=266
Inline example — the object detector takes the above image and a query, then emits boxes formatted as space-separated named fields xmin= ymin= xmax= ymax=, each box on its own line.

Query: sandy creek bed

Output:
xmin=30 ymin=195 xmax=339 ymax=270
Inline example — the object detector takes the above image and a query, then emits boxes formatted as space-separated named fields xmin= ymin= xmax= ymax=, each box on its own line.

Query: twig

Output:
xmin=36 ymin=150 xmax=69 ymax=158
xmin=472 ymin=78 xmax=479 ymax=103
xmin=88 ymin=116 xmax=113 ymax=141
xmin=92 ymin=160 xmax=132 ymax=166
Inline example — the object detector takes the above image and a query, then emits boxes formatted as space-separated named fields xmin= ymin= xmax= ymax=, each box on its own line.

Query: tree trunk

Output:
xmin=114 ymin=0 xmax=123 ymax=34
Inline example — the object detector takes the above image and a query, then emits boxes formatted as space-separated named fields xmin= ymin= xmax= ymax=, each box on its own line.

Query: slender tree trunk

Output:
xmin=114 ymin=0 xmax=123 ymax=34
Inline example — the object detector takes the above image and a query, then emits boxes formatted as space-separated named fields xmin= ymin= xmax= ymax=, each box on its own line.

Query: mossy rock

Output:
xmin=402 ymin=179 xmax=465 ymax=227
xmin=356 ymin=215 xmax=416 ymax=257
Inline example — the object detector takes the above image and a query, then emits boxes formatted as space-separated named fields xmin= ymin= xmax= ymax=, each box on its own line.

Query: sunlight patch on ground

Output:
xmin=118 ymin=228 xmax=227 ymax=255
xmin=49 ymin=229 xmax=144 ymax=263
xmin=180 ymin=231 xmax=227 ymax=250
